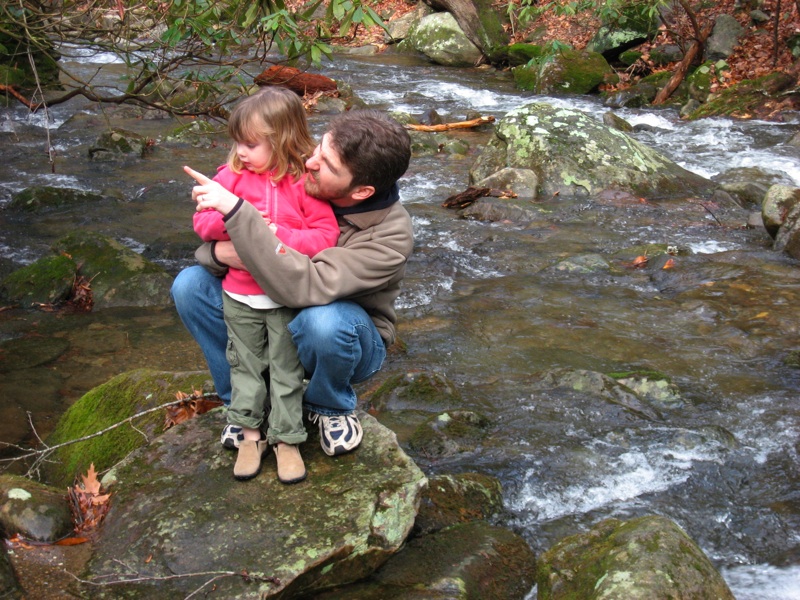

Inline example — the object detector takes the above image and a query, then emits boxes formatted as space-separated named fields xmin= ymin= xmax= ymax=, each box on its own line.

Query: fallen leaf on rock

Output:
xmin=164 ymin=389 xmax=224 ymax=430
xmin=70 ymin=463 xmax=111 ymax=536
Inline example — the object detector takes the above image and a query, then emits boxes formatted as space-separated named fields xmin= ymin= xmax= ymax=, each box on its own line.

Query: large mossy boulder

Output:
xmin=399 ymin=12 xmax=483 ymax=67
xmin=469 ymin=102 xmax=715 ymax=199
xmin=0 ymin=254 xmax=77 ymax=308
xmin=686 ymin=72 xmax=798 ymax=120
xmin=51 ymin=231 xmax=174 ymax=309
xmin=76 ymin=409 xmax=427 ymax=599
xmin=423 ymin=0 xmax=509 ymax=64
xmin=537 ymin=515 xmax=735 ymax=599
xmin=512 ymin=47 xmax=616 ymax=95
xmin=42 ymin=369 xmax=214 ymax=488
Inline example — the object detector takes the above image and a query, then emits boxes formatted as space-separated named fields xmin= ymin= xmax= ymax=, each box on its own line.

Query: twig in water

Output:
xmin=689 ymin=199 xmax=723 ymax=226
xmin=66 ymin=568 xmax=280 ymax=600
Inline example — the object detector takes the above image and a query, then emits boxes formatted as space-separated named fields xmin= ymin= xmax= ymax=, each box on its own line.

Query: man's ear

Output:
xmin=350 ymin=185 xmax=375 ymax=201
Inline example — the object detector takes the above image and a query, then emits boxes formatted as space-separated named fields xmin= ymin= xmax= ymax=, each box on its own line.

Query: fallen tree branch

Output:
xmin=652 ymin=20 xmax=714 ymax=105
xmin=407 ymin=115 xmax=495 ymax=132
xmin=442 ymin=186 xmax=517 ymax=209
xmin=0 ymin=84 xmax=39 ymax=109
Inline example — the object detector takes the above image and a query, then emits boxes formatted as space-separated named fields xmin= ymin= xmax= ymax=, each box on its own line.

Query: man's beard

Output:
xmin=304 ymin=173 xmax=351 ymax=203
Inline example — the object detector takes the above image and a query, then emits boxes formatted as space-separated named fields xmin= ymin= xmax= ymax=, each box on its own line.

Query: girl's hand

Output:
xmin=261 ymin=212 xmax=277 ymax=234
xmin=184 ymin=166 xmax=239 ymax=215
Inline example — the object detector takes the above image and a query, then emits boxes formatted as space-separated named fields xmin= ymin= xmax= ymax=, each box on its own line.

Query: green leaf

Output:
xmin=299 ymin=0 xmax=325 ymax=20
xmin=243 ymin=3 xmax=260 ymax=28
xmin=363 ymin=5 xmax=388 ymax=32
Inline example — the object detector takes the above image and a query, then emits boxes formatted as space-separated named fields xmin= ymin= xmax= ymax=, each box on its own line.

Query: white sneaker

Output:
xmin=220 ymin=424 xmax=244 ymax=449
xmin=310 ymin=413 xmax=363 ymax=456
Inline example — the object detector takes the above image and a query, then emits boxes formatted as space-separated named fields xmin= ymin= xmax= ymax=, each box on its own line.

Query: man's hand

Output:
xmin=184 ymin=166 xmax=239 ymax=215
xmin=213 ymin=240 xmax=247 ymax=270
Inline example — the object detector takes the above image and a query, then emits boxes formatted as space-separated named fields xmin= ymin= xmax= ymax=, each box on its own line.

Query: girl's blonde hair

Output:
xmin=226 ymin=86 xmax=315 ymax=181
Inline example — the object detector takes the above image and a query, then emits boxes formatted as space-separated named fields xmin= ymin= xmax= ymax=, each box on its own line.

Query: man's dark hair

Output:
xmin=327 ymin=109 xmax=411 ymax=194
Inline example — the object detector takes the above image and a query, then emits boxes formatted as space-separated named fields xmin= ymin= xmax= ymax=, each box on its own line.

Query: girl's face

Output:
xmin=235 ymin=138 xmax=272 ymax=173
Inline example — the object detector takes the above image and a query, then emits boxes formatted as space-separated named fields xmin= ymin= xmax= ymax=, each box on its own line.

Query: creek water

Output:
xmin=1 ymin=49 xmax=800 ymax=599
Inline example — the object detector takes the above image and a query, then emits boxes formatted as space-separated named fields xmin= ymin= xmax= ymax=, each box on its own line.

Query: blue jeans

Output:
xmin=170 ymin=265 xmax=386 ymax=415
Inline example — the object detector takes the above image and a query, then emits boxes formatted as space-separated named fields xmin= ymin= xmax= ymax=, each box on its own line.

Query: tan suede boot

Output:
xmin=274 ymin=443 xmax=307 ymax=484
xmin=233 ymin=439 xmax=268 ymax=480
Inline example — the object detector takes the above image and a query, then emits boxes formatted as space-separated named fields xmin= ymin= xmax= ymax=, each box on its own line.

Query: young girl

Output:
xmin=189 ymin=87 xmax=339 ymax=484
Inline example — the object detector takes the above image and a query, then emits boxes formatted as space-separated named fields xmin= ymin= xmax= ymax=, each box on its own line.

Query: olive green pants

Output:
xmin=223 ymin=294 xmax=307 ymax=446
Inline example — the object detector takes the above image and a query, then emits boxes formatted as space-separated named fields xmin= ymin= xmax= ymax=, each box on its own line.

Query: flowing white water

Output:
xmin=2 ymin=52 xmax=799 ymax=599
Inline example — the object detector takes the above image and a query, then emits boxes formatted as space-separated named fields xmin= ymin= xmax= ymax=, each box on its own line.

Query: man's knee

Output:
xmin=171 ymin=266 xmax=202 ymax=303
xmin=292 ymin=305 xmax=342 ymax=348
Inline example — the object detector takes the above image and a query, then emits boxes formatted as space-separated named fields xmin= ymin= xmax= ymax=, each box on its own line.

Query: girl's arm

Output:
xmin=187 ymin=165 xmax=237 ymax=241
xmin=272 ymin=193 xmax=339 ymax=258
xmin=193 ymin=209 xmax=230 ymax=242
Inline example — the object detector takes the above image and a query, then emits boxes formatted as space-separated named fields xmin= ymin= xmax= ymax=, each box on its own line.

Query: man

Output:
xmin=172 ymin=109 xmax=413 ymax=457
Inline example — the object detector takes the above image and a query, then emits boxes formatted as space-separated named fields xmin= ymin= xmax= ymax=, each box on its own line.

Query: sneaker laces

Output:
xmin=310 ymin=413 xmax=348 ymax=435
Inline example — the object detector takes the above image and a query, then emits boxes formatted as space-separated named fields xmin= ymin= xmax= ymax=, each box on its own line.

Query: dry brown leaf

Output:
xmin=80 ymin=463 xmax=102 ymax=496
xmin=164 ymin=391 xmax=224 ymax=430
xmin=55 ymin=536 xmax=90 ymax=546
xmin=71 ymin=463 xmax=112 ymax=536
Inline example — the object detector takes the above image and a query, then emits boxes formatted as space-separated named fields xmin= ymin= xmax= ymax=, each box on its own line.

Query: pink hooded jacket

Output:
xmin=193 ymin=165 xmax=339 ymax=296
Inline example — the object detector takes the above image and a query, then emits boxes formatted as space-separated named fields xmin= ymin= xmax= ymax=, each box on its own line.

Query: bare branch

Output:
xmin=0 ymin=392 xmax=219 ymax=477
xmin=66 ymin=567 xmax=281 ymax=600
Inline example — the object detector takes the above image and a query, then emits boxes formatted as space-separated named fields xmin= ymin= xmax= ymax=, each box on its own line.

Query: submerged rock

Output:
xmin=7 ymin=185 xmax=105 ymax=213
xmin=313 ymin=520 xmax=537 ymax=600
xmin=414 ymin=472 xmax=506 ymax=536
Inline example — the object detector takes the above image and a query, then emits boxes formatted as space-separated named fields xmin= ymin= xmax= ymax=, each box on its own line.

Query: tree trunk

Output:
xmin=774 ymin=0 xmax=782 ymax=67
xmin=652 ymin=22 xmax=713 ymax=105
xmin=422 ymin=0 xmax=509 ymax=64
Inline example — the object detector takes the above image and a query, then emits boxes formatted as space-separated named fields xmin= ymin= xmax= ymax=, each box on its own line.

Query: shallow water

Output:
xmin=1 ymin=51 xmax=800 ymax=598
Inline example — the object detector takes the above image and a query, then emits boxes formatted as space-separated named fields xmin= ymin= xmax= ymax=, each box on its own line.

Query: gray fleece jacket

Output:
xmin=196 ymin=196 xmax=414 ymax=346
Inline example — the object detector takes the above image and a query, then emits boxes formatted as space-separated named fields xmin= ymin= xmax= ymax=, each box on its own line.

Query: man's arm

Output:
xmin=194 ymin=240 xmax=247 ymax=276
xmin=224 ymin=199 xmax=413 ymax=308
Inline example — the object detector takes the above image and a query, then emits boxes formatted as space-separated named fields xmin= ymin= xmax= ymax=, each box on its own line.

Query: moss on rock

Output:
xmin=537 ymin=515 xmax=735 ymax=600
xmin=0 ymin=254 xmax=77 ymax=307
xmin=51 ymin=231 xmax=174 ymax=308
xmin=469 ymin=102 xmax=714 ymax=199
xmin=43 ymin=369 xmax=213 ymax=488
xmin=512 ymin=47 xmax=616 ymax=95
xmin=687 ymin=72 xmax=797 ymax=120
